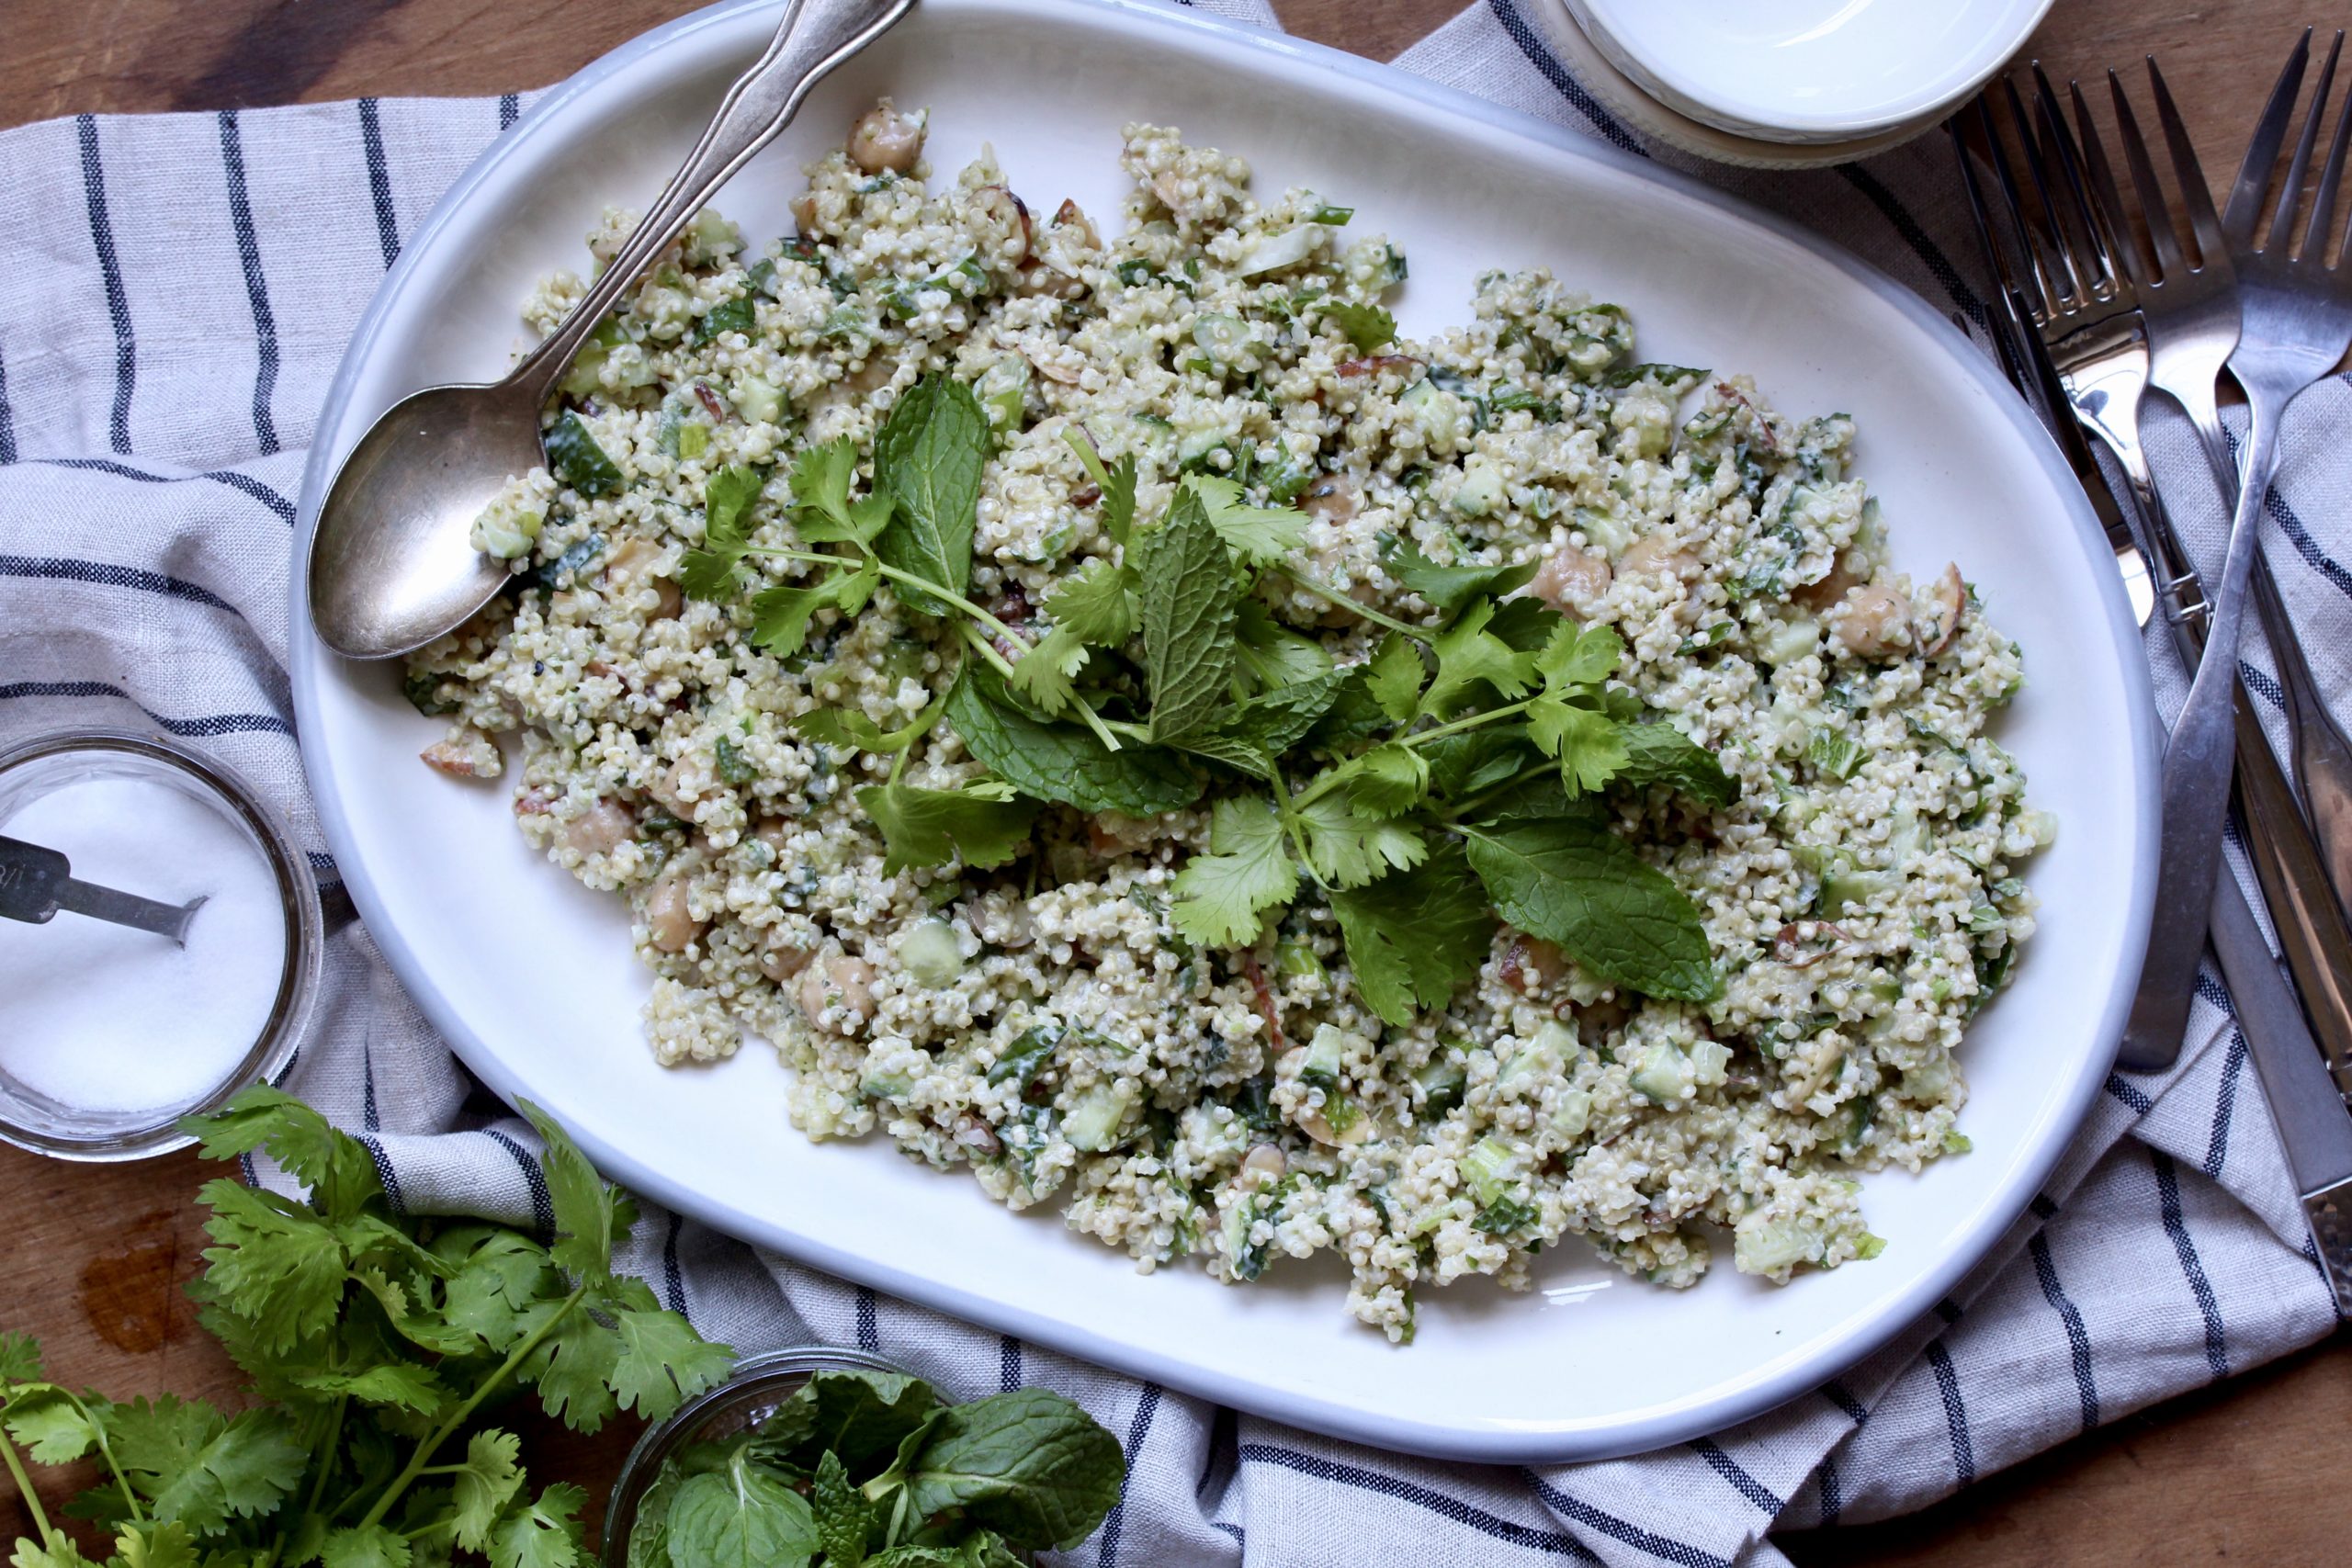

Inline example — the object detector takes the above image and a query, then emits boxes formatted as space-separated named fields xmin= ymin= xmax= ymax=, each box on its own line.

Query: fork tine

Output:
xmin=2300 ymin=32 xmax=2352 ymax=262
xmin=2032 ymin=63 xmax=2122 ymax=290
xmin=2223 ymin=28 xmax=2312 ymax=244
xmin=2143 ymin=58 xmax=2226 ymax=269
xmin=1990 ymin=78 xmax=2075 ymax=310
xmin=2004 ymin=73 xmax=2092 ymax=305
xmin=2267 ymin=29 xmax=2340 ymax=254
xmin=2091 ymin=73 xmax=2177 ymax=288
xmin=1954 ymin=99 xmax=2047 ymax=321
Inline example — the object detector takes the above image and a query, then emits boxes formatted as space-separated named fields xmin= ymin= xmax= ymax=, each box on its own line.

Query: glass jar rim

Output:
xmin=0 ymin=726 xmax=323 ymax=1161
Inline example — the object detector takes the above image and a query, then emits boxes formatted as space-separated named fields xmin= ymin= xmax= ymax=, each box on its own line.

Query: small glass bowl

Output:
xmin=0 ymin=728 xmax=322 ymax=1160
xmin=602 ymin=1346 xmax=916 ymax=1564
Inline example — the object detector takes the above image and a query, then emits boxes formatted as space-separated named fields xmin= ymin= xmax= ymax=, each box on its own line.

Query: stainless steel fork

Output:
xmin=2134 ymin=29 xmax=2352 ymax=1058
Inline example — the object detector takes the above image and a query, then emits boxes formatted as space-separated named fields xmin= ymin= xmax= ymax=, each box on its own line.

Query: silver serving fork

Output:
xmin=2132 ymin=29 xmax=2352 ymax=1060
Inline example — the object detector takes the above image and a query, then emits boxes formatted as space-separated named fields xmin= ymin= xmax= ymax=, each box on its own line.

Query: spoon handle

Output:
xmin=510 ymin=0 xmax=919 ymax=399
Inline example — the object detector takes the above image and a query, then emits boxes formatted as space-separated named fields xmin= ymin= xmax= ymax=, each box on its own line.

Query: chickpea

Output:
xmin=797 ymin=953 xmax=876 ymax=1034
xmin=1830 ymin=576 xmax=1913 ymax=660
xmin=562 ymin=799 xmax=636 ymax=857
xmin=1499 ymin=933 xmax=1568 ymax=995
xmin=643 ymin=874 xmax=703 ymax=953
xmin=1617 ymin=534 xmax=1701 ymax=581
xmin=1300 ymin=474 xmax=1358 ymax=526
xmin=760 ymin=940 xmax=814 ymax=985
xmin=967 ymin=186 xmax=1031 ymax=268
xmin=1529 ymin=542 xmax=1612 ymax=619
xmin=752 ymin=816 xmax=793 ymax=852
xmin=848 ymin=101 xmax=925 ymax=175
xmin=1921 ymin=563 xmax=1965 ymax=657
xmin=1793 ymin=551 xmax=1866 ymax=612
xmin=1242 ymin=1143 xmax=1288 ymax=1178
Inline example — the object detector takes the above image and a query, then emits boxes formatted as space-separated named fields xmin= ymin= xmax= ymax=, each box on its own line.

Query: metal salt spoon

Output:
xmin=0 ymin=835 xmax=207 ymax=946
xmin=307 ymin=0 xmax=918 ymax=660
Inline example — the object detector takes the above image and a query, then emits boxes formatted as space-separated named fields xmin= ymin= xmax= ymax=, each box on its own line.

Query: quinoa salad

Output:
xmin=405 ymin=105 xmax=2051 ymax=1342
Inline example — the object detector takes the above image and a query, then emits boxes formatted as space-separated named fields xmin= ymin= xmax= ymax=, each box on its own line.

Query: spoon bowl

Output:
xmin=302 ymin=0 xmax=919 ymax=661
xmin=307 ymin=381 xmax=545 ymax=660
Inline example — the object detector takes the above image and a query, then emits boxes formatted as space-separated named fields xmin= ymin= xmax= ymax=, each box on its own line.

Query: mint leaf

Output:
xmin=1228 ymin=669 xmax=1350 ymax=754
xmin=1460 ymin=816 xmax=1716 ymax=1000
xmin=1325 ymin=300 xmax=1395 ymax=353
xmin=876 ymin=377 xmax=989 ymax=609
xmin=900 ymin=1387 xmax=1125 ymax=1552
xmin=1422 ymin=726 xmax=1533 ymax=799
xmin=809 ymin=1451 xmax=871 ymax=1568
xmin=1329 ymin=845 xmax=1493 ymax=1026
xmin=1422 ymin=598 xmax=1537 ymax=715
xmin=1364 ymin=633 xmax=1425 ymax=722
xmin=545 ymin=411 xmax=623 ymax=498
xmin=1383 ymin=540 xmax=1535 ymax=622
xmin=1185 ymin=475 xmax=1309 ymax=565
xmin=1136 ymin=483 xmax=1239 ymax=742
xmin=1527 ymin=698 xmax=1627 ymax=795
xmin=1297 ymin=794 xmax=1426 ymax=887
xmin=857 ymin=779 xmax=1041 ymax=873
xmin=668 ymin=1455 xmax=819 ymax=1567
xmin=1170 ymin=795 xmax=1296 ymax=946
xmin=1617 ymin=720 xmax=1736 ymax=807
xmin=763 ymin=1369 xmax=936 ymax=1471
xmin=945 ymin=664 xmax=1200 ymax=816
xmin=1042 ymin=558 xmax=1139 ymax=647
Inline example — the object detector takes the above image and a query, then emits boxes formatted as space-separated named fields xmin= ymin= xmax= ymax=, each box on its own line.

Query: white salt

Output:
xmin=0 ymin=775 xmax=287 ymax=1117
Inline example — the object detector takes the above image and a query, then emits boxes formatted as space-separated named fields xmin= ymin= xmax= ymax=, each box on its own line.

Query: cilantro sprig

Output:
xmin=691 ymin=372 xmax=1734 ymax=1017
xmin=1 ymin=1089 xmax=733 ymax=1568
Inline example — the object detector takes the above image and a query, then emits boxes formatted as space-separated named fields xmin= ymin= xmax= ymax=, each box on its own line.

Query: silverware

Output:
xmin=1955 ymin=87 xmax=2352 ymax=1093
xmin=306 ymin=0 xmax=918 ymax=660
xmin=2131 ymin=28 xmax=2352 ymax=1060
xmin=0 ymin=834 xmax=207 ymax=944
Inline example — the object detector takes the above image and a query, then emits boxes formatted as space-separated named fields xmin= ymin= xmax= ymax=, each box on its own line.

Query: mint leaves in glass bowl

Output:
xmin=604 ymin=1348 xmax=1125 ymax=1566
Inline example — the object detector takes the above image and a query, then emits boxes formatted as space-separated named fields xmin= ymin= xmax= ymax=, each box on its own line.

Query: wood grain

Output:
xmin=1 ymin=1 xmax=2345 ymax=1563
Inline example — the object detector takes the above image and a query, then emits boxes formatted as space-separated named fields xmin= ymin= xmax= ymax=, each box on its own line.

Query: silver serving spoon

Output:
xmin=307 ymin=0 xmax=918 ymax=660
xmin=0 ymin=835 xmax=207 ymax=945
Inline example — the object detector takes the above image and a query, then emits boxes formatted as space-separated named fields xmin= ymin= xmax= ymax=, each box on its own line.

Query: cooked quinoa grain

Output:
xmin=405 ymin=110 xmax=2047 ymax=1341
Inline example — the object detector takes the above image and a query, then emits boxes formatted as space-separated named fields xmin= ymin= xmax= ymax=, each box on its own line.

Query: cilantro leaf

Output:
xmin=1422 ymin=598 xmax=1537 ymax=715
xmin=788 ymin=437 xmax=861 ymax=533
xmin=1460 ymin=816 xmax=1717 ymax=1000
xmin=677 ymin=547 xmax=744 ymax=602
xmin=748 ymin=558 xmax=878 ymax=655
xmin=320 ymin=1524 xmax=411 ymax=1568
xmin=876 ymin=376 xmax=989 ymax=609
xmin=1382 ymin=540 xmax=1536 ymax=622
xmin=1616 ymin=720 xmax=1736 ymax=807
xmin=184 ymin=1085 xmax=381 ymax=1224
xmin=1535 ymin=621 xmax=1624 ymax=690
xmin=856 ymin=779 xmax=1040 ymax=874
xmin=609 ymin=1308 xmax=735 ymax=1423
xmin=195 ymin=1179 xmax=348 ymax=1352
xmin=1184 ymin=475 xmax=1311 ymax=564
xmin=1329 ymin=845 xmax=1493 ymax=1026
xmin=792 ymin=705 xmax=934 ymax=755
xmin=1170 ymin=796 xmax=1296 ymax=946
xmin=702 ymin=465 xmax=765 ymax=555
xmin=1527 ymin=698 xmax=1628 ymax=795
xmin=0 ymin=1331 xmax=41 ymax=1382
xmin=1005 ymin=626 xmax=1091 ymax=716
xmin=1325 ymin=300 xmax=1396 ymax=353
xmin=1042 ymin=558 xmax=1139 ymax=647
xmin=900 ymin=1387 xmax=1127 ymax=1552
xmin=488 ymin=1482 xmax=588 ymax=1568
xmin=1365 ymin=633 xmax=1425 ymax=722
xmin=1345 ymin=744 xmax=1430 ymax=817
xmin=1062 ymin=429 xmax=1137 ymax=547
xmin=451 ymin=1430 xmax=526 ymax=1553
xmin=1297 ymin=793 xmax=1427 ymax=886
xmin=1136 ymin=483 xmax=1239 ymax=743
xmin=518 ymin=1100 xmax=633 ymax=1285
xmin=4 ymin=1389 xmax=96 ymax=1464
xmin=1233 ymin=599 xmax=1334 ymax=694
xmin=106 ymin=1397 xmax=306 ymax=1534
xmin=112 ymin=1521 xmax=199 ymax=1568
xmin=289 ymin=1363 xmax=447 ymax=1417
xmin=666 ymin=1455 xmax=818 ymax=1568
xmin=945 ymin=664 xmax=1200 ymax=817
xmin=516 ymin=1302 xmax=621 ymax=1433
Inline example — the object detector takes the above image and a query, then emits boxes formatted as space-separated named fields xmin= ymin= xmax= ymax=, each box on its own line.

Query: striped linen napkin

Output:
xmin=1 ymin=1 xmax=2345 ymax=1562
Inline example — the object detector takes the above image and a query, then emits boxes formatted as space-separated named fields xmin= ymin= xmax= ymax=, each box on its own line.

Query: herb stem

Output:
xmin=1287 ymin=700 xmax=1537 ymax=816
xmin=1274 ymin=569 xmax=1431 ymax=642
xmin=301 ymin=1393 xmax=347 ymax=1524
xmin=956 ymin=624 xmax=1125 ymax=753
xmin=59 ymin=1386 xmax=145 ymax=1529
xmin=0 ymin=1424 xmax=56 ymax=1546
xmin=355 ymin=1283 xmax=590 ymax=1534
xmin=744 ymin=547 xmax=1036 ymax=652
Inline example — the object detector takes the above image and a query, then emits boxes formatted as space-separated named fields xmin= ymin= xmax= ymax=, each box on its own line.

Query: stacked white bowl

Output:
xmin=1538 ymin=0 xmax=2055 ymax=168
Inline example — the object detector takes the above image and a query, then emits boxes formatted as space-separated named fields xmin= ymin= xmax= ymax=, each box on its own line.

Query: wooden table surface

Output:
xmin=5 ymin=1 xmax=2346 ymax=1562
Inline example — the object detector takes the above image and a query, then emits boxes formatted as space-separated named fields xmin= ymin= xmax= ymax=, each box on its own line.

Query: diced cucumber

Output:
xmin=1550 ymin=1086 xmax=1591 ymax=1139
xmin=977 ymin=356 xmax=1031 ymax=434
xmin=1461 ymin=1135 xmax=1522 ymax=1206
xmin=560 ymin=317 xmax=628 ymax=399
xmin=899 ymin=918 xmax=963 ymax=987
xmin=1451 ymin=458 xmax=1505 ymax=518
xmin=1238 ymin=225 xmax=1324 ymax=276
xmin=1687 ymin=1039 xmax=1731 ymax=1089
xmin=1192 ymin=311 xmax=1256 ymax=366
xmin=1063 ymin=1079 xmax=1137 ymax=1152
xmin=1574 ymin=503 xmax=1634 ymax=560
xmin=1630 ymin=1043 xmax=1688 ymax=1103
xmin=1733 ymin=1210 xmax=1827 ymax=1274
xmin=1498 ymin=1021 xmax=1577 ymax=1090
xmin=1758 ymin=616 xmax=1818 ymax=668
xmin=1399 ymin=378 xmax=1462 ymax=446
xmin=731 ymin=376 xmax=783 ymax=426
xmin=1299 ymin=1023 xmax=1348 ymax=1090
xmin=1413 ymin=1049 xmax=1466 ymax=1116
xmin=1273 ymin=940 xmax=1325 ymax=984
xmin=860 ymin=1067 xmax=914 ymax=1101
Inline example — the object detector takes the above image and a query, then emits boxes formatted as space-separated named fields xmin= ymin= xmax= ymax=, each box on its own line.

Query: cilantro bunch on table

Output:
xmin=0 ymin=1087 xmax=735 ymax=1568
xmin=685 ymin=373 xmax=1736 ymax=1018
xmin=620 ymin=1369 xmax=1121 ymax=1568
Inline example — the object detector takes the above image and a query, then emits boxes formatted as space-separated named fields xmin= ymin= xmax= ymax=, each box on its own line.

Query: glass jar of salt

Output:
xmin=0 ymin=730 xmax=319 ymax=1160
